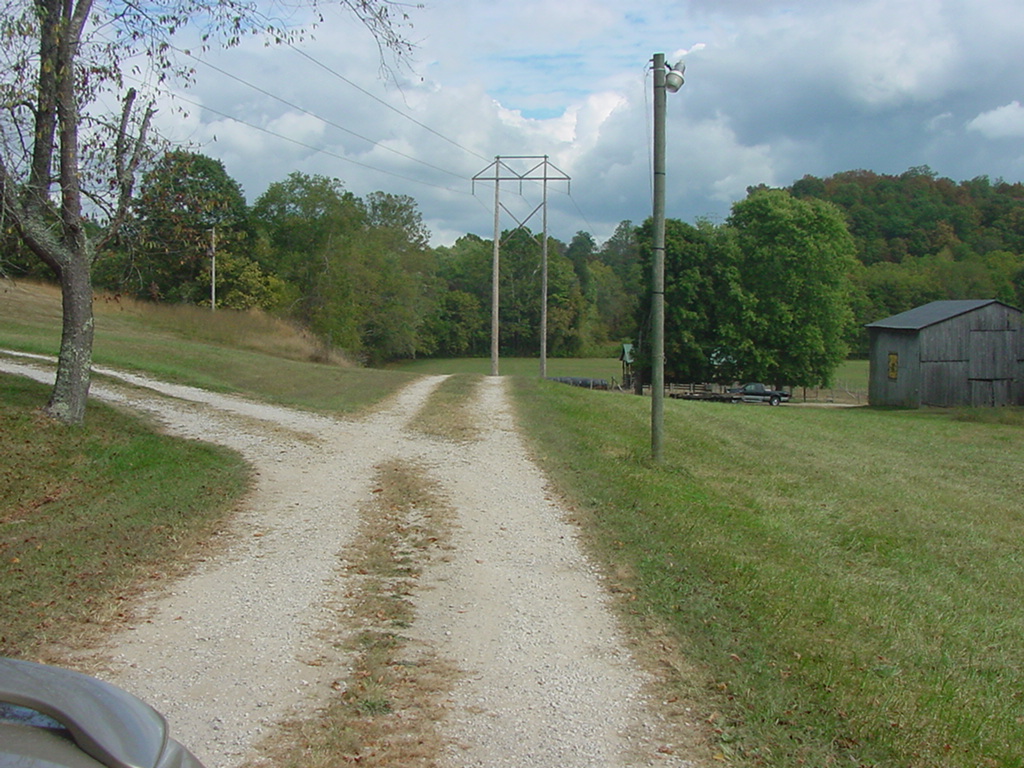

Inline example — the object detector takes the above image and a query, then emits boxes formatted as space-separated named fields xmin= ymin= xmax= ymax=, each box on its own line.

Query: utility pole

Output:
xmin=540 ymin=164 xmax=549 ymax=377
xmin=472 ymin=156 xmax=569 ymax=377
xmin=209 ymin=226 xmax=217 ymax=311
xmin=491 ymin=169 xmax=501 ymax=376
xmin=651 ymin=52 xmax=685 ymax=463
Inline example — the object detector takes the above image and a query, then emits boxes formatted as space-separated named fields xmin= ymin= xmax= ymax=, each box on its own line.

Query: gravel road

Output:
xmin=1 ymin=354 xmax=701 ymax=767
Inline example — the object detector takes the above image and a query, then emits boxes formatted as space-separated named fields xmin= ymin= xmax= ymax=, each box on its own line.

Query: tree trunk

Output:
xmin=46 ymin=256 xmax=94 ymax=424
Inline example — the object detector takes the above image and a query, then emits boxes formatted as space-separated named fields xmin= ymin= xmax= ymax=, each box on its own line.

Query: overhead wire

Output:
xmin=286 ymin=43 xmax=491 ymax=163
xmin=175 ymin=46 xmax=468 ymax=181
xmin=254 ymin=45 xmax=607 ymax=239
xmin=127 ymin=74 xmax=473 ymax=196
xmin=131 ymin=42 xmax=607 ymax=240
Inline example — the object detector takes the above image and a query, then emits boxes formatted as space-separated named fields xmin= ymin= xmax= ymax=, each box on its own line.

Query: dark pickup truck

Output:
xmin=728 ymin=382 xmax=790 ymax=406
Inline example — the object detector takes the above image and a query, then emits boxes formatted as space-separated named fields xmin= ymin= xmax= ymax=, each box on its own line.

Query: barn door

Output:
xmin=969 ymin=329 xmax=1016 ymax=406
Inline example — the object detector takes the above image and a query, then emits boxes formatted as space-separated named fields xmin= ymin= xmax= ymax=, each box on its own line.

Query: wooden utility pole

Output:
xmin=651 ymin=52 xmax=685 ymax=463
xmin=210 ymin=226 xmax=217 ymax=311
xmin=652 ymin=54 xmax=668 ymax=462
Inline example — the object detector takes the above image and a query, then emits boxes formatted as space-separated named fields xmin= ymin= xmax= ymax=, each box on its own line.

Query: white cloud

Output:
xmin=144 ymin=0 xmax=1024 ymax=246
xmin=265 ymin=112 xmax=327 ymax=146
xmin=968 ymin=101 xmax=1024 ymax=139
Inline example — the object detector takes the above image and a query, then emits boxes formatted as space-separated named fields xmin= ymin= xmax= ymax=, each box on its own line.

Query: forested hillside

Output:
xmin=789 ymin=167 xmax=1024 ymax=344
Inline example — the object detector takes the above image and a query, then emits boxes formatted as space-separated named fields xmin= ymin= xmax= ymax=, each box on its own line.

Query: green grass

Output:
xmin=0 ymin=280 xmax=413 ymax=413
xmin=408 ymin=374 xmax=485 ymax=442
xmin=0 ymin=281 xmax=405 ymax=658
xmin=0 ymin=374 xmax=249 ymax=657
xmin=388 ymin=355 xmax=624 ymax=383
xmin=834 ymin=358 xmax=869 ymax=390
xmin=511 ymin=378 xmax=1024 ymax=767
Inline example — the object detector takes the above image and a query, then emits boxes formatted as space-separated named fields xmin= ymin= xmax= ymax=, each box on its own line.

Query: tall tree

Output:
xmin=352 ymin=193 xmax=435 ymax=363
xmin=428 ymin=235 xmax=492 ymax=356
xmin=565 ymin=230 xmax=596 ymax=296
xmin=0 ymin=0 xmax=414 ymax=423
xmin=728 ymin=189 xmax=857 ymax=386
xmin=636 ymin=218 xmax=748 ymax=383
xmin=251 ymin=171 xmax=365 ymax=305
xmin=125 ymin=151 xmax=248 ymax=302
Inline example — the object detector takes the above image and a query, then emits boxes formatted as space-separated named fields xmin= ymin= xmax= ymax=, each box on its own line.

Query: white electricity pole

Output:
xmin=491 ymin=169 xmax=501 ymax=376
xmin=540 ymin=164 xmax=549 ymax=377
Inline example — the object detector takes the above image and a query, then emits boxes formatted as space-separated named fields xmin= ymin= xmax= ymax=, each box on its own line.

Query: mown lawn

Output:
xmin=512 ymin=377 xmax=1024 ymax=767
xmin=0 ymin=375 xmax=250 ymax=657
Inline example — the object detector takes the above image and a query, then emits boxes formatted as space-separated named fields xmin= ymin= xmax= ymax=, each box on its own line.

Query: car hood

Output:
xmin=0 ymin=657 xmax=204 ymax=768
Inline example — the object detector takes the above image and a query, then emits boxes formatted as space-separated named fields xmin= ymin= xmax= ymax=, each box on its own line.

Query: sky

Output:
xmin=150 ymin=0 xmax=1024 ymax=247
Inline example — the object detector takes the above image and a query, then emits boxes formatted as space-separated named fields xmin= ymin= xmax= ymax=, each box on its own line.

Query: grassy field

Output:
xmin=0 ymin=374 xmax=250 ymax=657
xmin=389 ymin=354 xmax=624 ymax=382
xmin=0 ymin=280 xmax=414 ymax=413
xmin=513 ymin=378 xmax=1024 ymax=767
xmin=3 ymin=279 xmax=1023 ymax=766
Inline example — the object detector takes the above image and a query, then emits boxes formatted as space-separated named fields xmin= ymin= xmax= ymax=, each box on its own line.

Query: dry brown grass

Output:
xmin=407 ymin=374 xmax=484 ymax=442
xmin=242 ymin=460 xmax=457 ymax=768
xmin=0 ymin=278 xmax=352 ymax=366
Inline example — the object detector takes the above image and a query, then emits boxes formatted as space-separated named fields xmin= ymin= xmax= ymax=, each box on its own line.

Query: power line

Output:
xmin=287 ymin=43 xmax=491 ymax=163
xmin=565 ymin=190 xmax=600 ymax=237
xmin=176 ymin=46 xmax=468 ymax=181
xmin=131 ymin=77 xmax=472 ymax=196
xmin=126 ymin=47 xmax=604 ymax=242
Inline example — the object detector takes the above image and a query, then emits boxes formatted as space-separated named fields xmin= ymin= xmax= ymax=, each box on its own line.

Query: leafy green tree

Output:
xmin=498 ymin=228 xmax=544 ymax=355
xmin=429 ymin=235 xmax=492 ymax=356
xmin=350 ymin=194 xmax=436 ymax=363
xmin=565 ymin=230 xmax=596 ymax=296
xmin=0 ymin=0 xmax=414 ymax=423
xmin=636 ymin=218 xmax=748 ymax=383
xmin=210 ymin=252 xmax=289 ymax=311
xmin=492 ymin=228 xmax=584 ymax=357
xmin=365 ymin=191 xmax=430 ymax=250
xmin=421 ymin=289 xmax=488 ymax=356
xmin=596 ymin=220 xmax=642 ymax=341
xmin=588 ymin=260 xmax=634 ymax=342
xmin=251 ymin=172 xmax=366 ymax=348
xmin=252 ymin=176 xmax=437 ymax=363
xmin=251 ymin=172 xmax=366 ymax=295
xmin=727 ymin=189 xmax=857 ymax=386
xmin=121 ymin=151 xmax=248 ymax=303
xmin=600 ymin=220 xmax=642 ymax=294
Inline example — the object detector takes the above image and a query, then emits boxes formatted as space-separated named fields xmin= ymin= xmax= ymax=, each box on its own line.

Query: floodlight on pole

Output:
xmin=665 ymin=61 xmax=686 ymax=93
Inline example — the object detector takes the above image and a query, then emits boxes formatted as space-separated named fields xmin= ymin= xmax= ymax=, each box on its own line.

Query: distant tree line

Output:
xmin=4 ymin=155 xmax=1022 ymax=383
xmin=1 ymin=150 xmax=645 ymax=364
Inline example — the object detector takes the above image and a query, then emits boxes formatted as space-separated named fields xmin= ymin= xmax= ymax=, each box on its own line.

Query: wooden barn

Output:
xmin=866 ymin=299 xmax=1024 ymax=407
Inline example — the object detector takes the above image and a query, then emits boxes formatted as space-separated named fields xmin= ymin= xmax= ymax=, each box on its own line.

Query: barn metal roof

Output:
xmin=865 ymin=299 xmax=1012 ymax=330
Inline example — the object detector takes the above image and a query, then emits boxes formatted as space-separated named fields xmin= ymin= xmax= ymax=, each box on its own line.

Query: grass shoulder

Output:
xmin=510 ymin=377 xmax=1024 ymax=767
xmin=1 ymin=280 xmax=414 ymax=414
xmin=0 ymin=374 xmax=251 ymax=659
